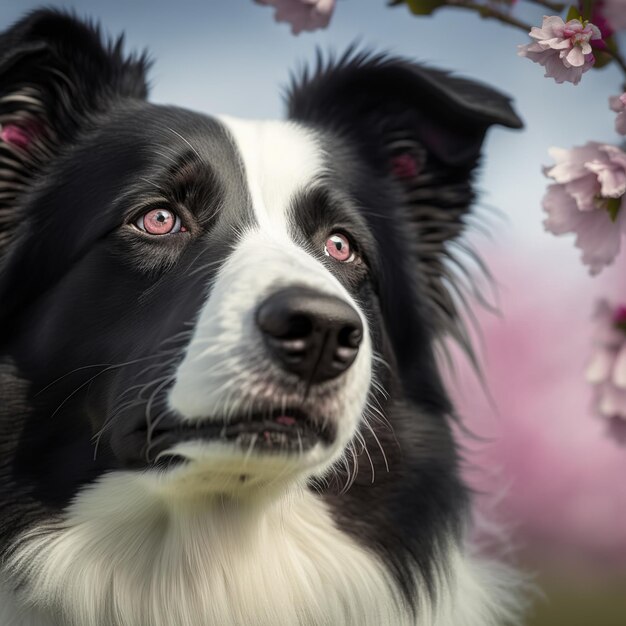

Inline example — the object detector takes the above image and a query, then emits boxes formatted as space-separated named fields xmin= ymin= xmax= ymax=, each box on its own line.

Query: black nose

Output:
xmin=256 ymin=287 xmax=363 ymax=384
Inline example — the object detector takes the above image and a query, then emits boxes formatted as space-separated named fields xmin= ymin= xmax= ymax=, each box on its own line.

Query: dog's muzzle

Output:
xmin=111 ymin=286 xmax=365 ymax=470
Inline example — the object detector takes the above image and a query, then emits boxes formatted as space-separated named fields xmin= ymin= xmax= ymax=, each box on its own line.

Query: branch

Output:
xmin=389 ymin=0 xmax=626 ymax=83
xmin=387 ymin=0 xmax=531 ymax=30
xmin=602 ymin=47 xmax=626 ymax=86
xmin=388 ymin=0 xmax=620 ymax=42
xmin=442 ymin=0 xmax=533 ymax=32
xmin=523 ymin=0 xmax=567 ymax=11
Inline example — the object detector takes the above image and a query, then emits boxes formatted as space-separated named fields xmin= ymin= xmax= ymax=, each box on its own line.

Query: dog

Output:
xmin=0 ymin=9 xmax=524 ymax=626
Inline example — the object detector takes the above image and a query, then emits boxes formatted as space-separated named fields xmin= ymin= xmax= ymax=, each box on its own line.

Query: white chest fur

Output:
xmin=2 ymin=473 xmax=521 ymax=626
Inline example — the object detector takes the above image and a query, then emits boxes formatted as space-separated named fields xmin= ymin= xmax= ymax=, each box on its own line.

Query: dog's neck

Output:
xmin=3 ymin=473 xmax=409 ymax=626
xmin=2 ymin=471 xmax=521 ymax=626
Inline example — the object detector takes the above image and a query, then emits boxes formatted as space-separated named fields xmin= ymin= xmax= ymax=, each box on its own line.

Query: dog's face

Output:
xmin=5 ymin=106 xmax=377 ymax=496
xmin=0 ymin=11 xmax=521 ymax=523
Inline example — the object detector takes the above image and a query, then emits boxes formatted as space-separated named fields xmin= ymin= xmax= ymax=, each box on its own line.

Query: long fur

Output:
xmin=2 ymin=478 xmax=524 ymax=626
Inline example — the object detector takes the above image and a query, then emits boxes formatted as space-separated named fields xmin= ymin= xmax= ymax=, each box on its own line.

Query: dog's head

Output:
xmin=0 ymin=10 xmax=521 ymax=512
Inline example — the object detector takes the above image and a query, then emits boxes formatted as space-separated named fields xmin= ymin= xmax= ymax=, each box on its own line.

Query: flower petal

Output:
xmin=530 ymin=16 xmax=566 ymax=40
xmin=545 ymin=143 xmax=604 ymax=183
xmin=575 ymin=209 xmax=623 ymax=274
xmin=565 ymin=174 xmax=600 ymax=211
xmin=603 ymin=144 xmax=626 ymax=172
xmin=549 ymin=38 xmax=573 ymax=50
xmin=565 ymin=46 xmax=585 ymax=67
xmin=585 ymin=161 xmax=626 ymax=199
xmin=589 ymin=23 xmax=602 ymax=39
xmin=542 ymin=184 xmax=583 ymax=235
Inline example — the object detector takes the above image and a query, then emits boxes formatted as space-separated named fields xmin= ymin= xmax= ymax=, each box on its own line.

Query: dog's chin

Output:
xmin=138 ymin=419 xmax=351 ymax=500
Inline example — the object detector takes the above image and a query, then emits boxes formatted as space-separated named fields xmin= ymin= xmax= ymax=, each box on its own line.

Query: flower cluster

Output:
xmin=543 ymin=142 xmax=626 ymax=274
xmin=518 ymin=16 xmax=602 ymax=85
xmin=587 ymin=300 xmax=626 ymax=440
xmin=513 ymin=9 xmax=626 ymax=442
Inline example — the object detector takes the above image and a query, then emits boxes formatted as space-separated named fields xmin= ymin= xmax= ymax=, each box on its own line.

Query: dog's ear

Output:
xmin=288 ymin=51 xmax=522 ymax=167
xmin=287 ymin=51 xmax=522 ymax=353
xmin=0 ymin=9 xmax=149 ymax=258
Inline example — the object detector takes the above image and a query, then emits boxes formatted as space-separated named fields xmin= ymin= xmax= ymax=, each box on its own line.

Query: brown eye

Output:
xmin=135 ymin=209 xmax=186 ymax=235
xmin=324 ymin=233 xmax=355 ymax=263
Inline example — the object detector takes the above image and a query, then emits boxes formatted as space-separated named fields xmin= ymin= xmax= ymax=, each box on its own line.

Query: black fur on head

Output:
xmin=0 ymin=9 xmax=149 ymax=259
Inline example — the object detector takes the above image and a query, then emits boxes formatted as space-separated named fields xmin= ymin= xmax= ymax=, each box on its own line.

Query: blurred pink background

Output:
xmin=452 ymin=245 xmax=626 ymax=573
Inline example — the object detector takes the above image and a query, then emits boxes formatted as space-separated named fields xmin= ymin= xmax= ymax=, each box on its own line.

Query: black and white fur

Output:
xmin=0 ymin=10 xmax=524 ymax=626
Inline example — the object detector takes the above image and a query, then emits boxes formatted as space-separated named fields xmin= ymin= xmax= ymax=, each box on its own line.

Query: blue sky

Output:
xmin=1 ymin=0 xmax=624 ymax=268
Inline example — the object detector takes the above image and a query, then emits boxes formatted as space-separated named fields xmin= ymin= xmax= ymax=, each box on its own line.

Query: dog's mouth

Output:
xmin=143 ymin=408 xmax=335 ymax=463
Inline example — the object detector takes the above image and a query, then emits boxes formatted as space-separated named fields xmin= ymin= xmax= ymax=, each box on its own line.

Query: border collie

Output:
xmin=0 ymin=9 xmax=524 ymax=626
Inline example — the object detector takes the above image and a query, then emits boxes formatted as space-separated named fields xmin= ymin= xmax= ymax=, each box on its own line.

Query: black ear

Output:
xmin=287 ymin=51 xmax=523 ymax=349
xmin=0 ymin=9 xmax=149 ymax=257
xmin=288 ymin=50 xmax=522 ymax=167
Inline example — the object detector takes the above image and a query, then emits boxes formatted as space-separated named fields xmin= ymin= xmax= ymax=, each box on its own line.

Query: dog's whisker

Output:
xmin=362 ymin=416 xmax=389 ymax=474
xmin=364 ymin=399 xmax=393 ymax=433
xmin=35 ymin=363 xmax=113 ymax=397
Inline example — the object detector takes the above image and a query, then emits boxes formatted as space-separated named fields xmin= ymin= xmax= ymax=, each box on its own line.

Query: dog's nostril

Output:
xmin=283 ymin=314 xmax=313 ymax=340
xmin=257 ymin=304 xmax=313 ymax=341
xmin=338 ymin=325 xmax=362 ymax=349
xmin=256 ymin=286 xmax=364 ymax=384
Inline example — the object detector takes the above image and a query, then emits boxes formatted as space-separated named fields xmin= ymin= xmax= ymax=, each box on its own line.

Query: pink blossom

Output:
xmin=543 ymin=142 xmax=626 ymax=274
xmin=254 ymin=0 xmax=335 ymax=35
xmin=586 ymin=300 xmax=626 ymax=437
xmin=602 ymin=0 xmax=626 ymax=31
xmin=610 ymin=93 xmax=626 ymax=135
xmin=518 ymin=16 xmax=603 ymax=84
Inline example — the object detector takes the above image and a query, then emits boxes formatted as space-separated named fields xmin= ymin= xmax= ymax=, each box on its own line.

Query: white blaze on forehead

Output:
xmin=217 ymin=115 xmax=325 ymax=232
xmin=168 ymin=114 xmax=373 ymax=468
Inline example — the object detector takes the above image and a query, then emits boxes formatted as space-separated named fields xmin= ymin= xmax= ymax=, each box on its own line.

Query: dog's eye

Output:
xmin=324 ymin=233 xmax=355 ymax=263
xmin=135 ymin=209 xmax=186 ymax=235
